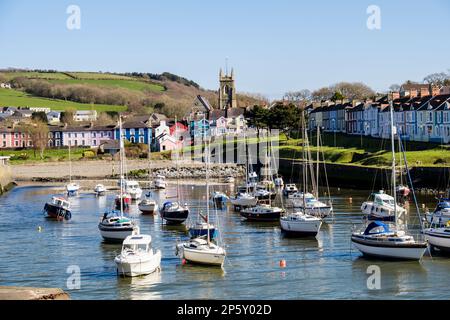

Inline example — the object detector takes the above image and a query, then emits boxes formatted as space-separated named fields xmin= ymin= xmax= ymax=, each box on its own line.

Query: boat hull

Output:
xmin=240 ymin=210 xmax=281 ymax=222
xmin=292 ymin=205 xmax=332 ymax=219
xmin=189 ymin=228 xmax=217 ymax=239
xmin=138 ymin=203 xmax=158 ymax=215
xmin=98 ymin=224 xmax=135 ymax=243
xmin=424 ymin=229 xmax=450 ymax=252
xmin=161 ymin=209 xmax=189 ymax=225
xmin=44 ymin=203 xmax=71 ymax=221
xmin=180 ymin=247 xmax=225 ymax=267
xmin=280 ymin=219 xmax=322 ymax=237
xmin=230 ymin=197 xmax=258 ymax=207
xmin=115 ymin=251 xmax=161 ymax=277
xmin=351 ymin=236 xmax=427 ymax=260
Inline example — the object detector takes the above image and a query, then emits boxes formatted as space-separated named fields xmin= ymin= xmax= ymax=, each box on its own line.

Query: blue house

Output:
xmin=115 ymin=116 xmax=152 ymax=145
xmin=190 ymin=118 xmax=210 ymax=140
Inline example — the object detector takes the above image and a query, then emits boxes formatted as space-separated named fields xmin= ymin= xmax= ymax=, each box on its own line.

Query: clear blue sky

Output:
xmin=0 ymin=0 xmax=449 ymax=99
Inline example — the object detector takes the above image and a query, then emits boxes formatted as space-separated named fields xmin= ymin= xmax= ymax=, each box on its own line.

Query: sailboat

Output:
xmin=139 ymin=139 xmax=158 ymax=215
xmin=98 ymin=116 xmax=139 ymax=243
xmin=230 ymin=129 xmax=258 ymax=209
xmin=160 ymin=116 xmax=189 ymax=225
xmin=351 ymin=98 xmax=427 ymax=260
xmin=66 ymin=143 xmax=80 ymax=197
xmin=280 ymin=112 xmax=323 ymax=237
xmin=176 ymin=133 xmax=226 ymax=267
xmin=290 ymin=125 xmax=332 ymax=219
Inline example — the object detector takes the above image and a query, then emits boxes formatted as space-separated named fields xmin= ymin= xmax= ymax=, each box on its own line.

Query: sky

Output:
xmin=0 ymin=0 xmax=449 ymax=99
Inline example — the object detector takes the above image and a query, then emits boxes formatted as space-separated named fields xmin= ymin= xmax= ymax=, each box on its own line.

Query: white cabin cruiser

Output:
xmin=115 ymin=234 xmax=161 ymax=277
xmin=424 ymin=224 xmax=450 ymax=253
xmin=230 ymin=192 xmax=258 ymax=207
xmin=425 ymin=198 xmax=450 ymax=225
xmin=66 ymin=182 xmax=80 ymax=197
xmin=94 ymin=184 xmax=107 ymax=196
xmin=361 ymin=190 xmax=406 ymax=222
xmin=283 ymin=184 xmax=298 ymax=197
xmin=121 ymin=180 xmax=143 ymax=200
xmin=280 ymin=211 xmax=322 ymax=237
xmin=138 ymin=196 xmax=158 ymax=215
xmin=154 ymin=175 xmax=167 ymax=189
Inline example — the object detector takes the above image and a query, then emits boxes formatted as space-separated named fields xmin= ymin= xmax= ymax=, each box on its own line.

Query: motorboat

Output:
xmin=290 ymin=192 xmax=333 ymax=218
xmin=351 ymin=221 xmax=427 ymax=260
xmin=115 ymin=234 xmax=162 ymax=277
xmin=425 ymin=198 xmax=450 ymax=225
xmin=160 ymin=201 xmax=189 ymax=225
xmin=138 ymin=195 xmax=158 ymax=215
xmin=98 ymin=211 xmax=139 ymax=243
xmin=361 ymin=190 xmax=406 ymax=222
xmin=176 ymin=238 xmax=226 ymax=267
xmin=253 ymin=186 xmax=276 ymax=201
xmin=283 ymin=184 xmax=298 ymax=197
xmin=121 ymin=180 xmax=142 ymax=200
xmin=280 ymin=211 xmax=322 ymax=237
xmin=94 ymin=184 xmax=107 ymax=196
xmin=44 ymin=196 xmax=72 ymax=221
xmin=211 ymin=191 xmax=229 ymax=205
xmin=240 ymin=204 xmax=284 ymax=222
xmin=154 ymin=175 xmax=166 ymax=189
xmin=66 ymin=182 xmax=80 ymax=197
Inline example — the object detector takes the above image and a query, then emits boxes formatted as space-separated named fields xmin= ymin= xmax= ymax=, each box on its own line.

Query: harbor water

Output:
xmin=0 ymin=183 xmax=449 ymax=300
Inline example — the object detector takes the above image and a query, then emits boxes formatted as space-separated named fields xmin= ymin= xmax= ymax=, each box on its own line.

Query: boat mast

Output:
xmin=119 ymin=116 xmax=124 ymax=217
xmin=175 ymin=116 xmax=180 ymax=202
xmin=301 ymin=110 xmax=306 ymax=209
xmin=316 ymin=125 xmax=320 ymax=199
xmin=68 ymin=142 xmax=72 ymax=184
xmin=389 ymin=97 xmax=398 ymax=227
xmin=203 ymin=116 xmax=211 ymax=245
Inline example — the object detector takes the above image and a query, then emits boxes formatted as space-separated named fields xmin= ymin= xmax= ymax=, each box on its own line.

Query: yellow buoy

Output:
xmin=38 ymin=226 xmax=42 ymax=232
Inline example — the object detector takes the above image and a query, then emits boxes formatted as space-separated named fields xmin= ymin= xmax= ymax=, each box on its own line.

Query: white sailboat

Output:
xmin=66 ymin=143 xmax=80 ymax=197
xmin=115 ymin=234 xmax=162 ymax=277
xmin=351 ymin=98 xmax=427 ymax=260
xmin=280 ymin=112 xmax=323 ymax=237
xmin=99 ymin=116 xmax=139 ymax=243
xmin=139 ymin=142 xmax=158 ymax=215
xmin=176 ymin=129 xmax=226 ymax=267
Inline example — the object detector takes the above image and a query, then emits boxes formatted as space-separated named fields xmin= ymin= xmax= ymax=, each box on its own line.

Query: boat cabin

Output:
xmin=122 ymin=235 xmax=152 ymax=253
xmin=51 ymin=197 xmax=70 ymax=210
xmin=372 ymin=191 xmax=395 ymax=207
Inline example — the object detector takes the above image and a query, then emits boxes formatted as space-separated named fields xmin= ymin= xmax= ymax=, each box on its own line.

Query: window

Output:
xmin=2 ymin=134 xmax=5 ymax=139
xmin=15 ymin=141 xmax=18 ymax=147
xmin=93 ymin=140 xmax=97 ymax=146
xmin=82 ymin=140 xmax=85 ymax=146
xmin=56 ymin=141 xmax=60 ymax=147
xmin=68 ymin=133 xmax=71 ymax=138
xmin=55 ymin=132 xmax=60 ymax=138
xmin=15 ymin=133 xmax=18 ymax=138
xmin=93 ymin=132 xmax=96 ymax=138
xmin=2 ymin=141 xmax=5 ymax=147
xmin=139 ymin=128 xmax=144 ymax=135
xmin=82 ymin=133 xmax=85 ymax=138
xmin=130 ymin=136 xmax=135 ymax=143
xmin=139 ymin=136 xmax=144 ymax=143
xmin=130 ymin=129 xmax=135 ymax=135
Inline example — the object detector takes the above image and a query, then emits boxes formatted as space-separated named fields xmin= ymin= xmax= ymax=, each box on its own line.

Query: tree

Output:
xmin=423 ymin=72 xmax=449 ymax=87
xmin=283 ymin=90 xmax=311 ymax=103
xmin=61 ymin=107 xmax=76 ymax=125
xmin=246 ymin=105 xmax=269 ymax=136
xmin=389 ymin=84 xmax=401 ymax=92
xmin=26 ymin=121 xmax=49 ymax=159
xmin=267 ymin=103 xmax=301 ymax=138
xmin=31 ymin=111 xmax=48 ymax=123
xmin=331 ymin=91 xmax=345 ymax=101
xmin=312 ymin=87 xmax=334 ymax=101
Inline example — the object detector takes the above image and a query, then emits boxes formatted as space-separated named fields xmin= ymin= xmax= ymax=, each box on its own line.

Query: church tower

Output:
xmin=218 ymin=68 xmax=237 ymax=110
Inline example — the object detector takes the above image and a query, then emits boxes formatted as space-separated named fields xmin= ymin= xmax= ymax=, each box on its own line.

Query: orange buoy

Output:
xmin=182 ymin=259 xmax=187 ymax=265
xmin=279 ymin=260 xmax=286 ymax=268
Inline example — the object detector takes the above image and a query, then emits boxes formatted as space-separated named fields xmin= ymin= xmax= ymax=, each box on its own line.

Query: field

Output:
xmin=48 ymin=79 xmax=165 ymax=92
xmin=0 ymin=147 xmax=87 ymax=164
xmin=0 ymin=88 xmax=127 ymax=112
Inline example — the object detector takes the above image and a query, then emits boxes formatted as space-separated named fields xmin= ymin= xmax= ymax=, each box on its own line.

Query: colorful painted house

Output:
xmin=115 ymin=117 xmax=151 ymax=145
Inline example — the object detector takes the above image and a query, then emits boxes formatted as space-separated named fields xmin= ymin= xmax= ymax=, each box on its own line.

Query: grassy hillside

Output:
xmin=0 ymin=88 xmax=127 ymax=112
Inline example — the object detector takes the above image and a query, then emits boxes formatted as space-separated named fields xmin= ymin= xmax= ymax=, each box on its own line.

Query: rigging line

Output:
xmin=399 ymin=134 xmax=424 ymax=233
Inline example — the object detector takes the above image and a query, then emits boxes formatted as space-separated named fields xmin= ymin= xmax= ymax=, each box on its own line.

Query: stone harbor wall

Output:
xmin=0 ymin=163 xmax=13 ymax=195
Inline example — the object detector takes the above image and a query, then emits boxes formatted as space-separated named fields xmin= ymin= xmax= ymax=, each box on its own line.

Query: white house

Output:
xmin=74 ymin=110 xmax=98 ymax=122
xmin=46 ymin=111 xmax=61 ymax=124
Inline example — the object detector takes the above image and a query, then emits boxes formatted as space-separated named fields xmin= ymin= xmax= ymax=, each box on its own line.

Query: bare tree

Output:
xmin=423 ymin=72 xmax=449 ymax=87
xmin=312 ymin=87 xmax=334 ymax=101
xmin=26 ymin=121 xmax=49 ymax=160
xmin=283 ymin=89 xmax=312 ymax=102
xmin=389 ymin=84 xmax=401 ymax=92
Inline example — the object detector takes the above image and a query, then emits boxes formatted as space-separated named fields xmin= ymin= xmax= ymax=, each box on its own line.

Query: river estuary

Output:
xmin=0 ymin=182 xmax=449 ymax=300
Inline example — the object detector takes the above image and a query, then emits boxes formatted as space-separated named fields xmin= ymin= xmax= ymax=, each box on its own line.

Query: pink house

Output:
xmin=158 ymin=134 xmax=179 ymax=152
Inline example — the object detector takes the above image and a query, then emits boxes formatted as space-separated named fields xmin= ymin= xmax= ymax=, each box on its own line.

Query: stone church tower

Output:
xmin=218 ymin=68 xmax=237 ymax=110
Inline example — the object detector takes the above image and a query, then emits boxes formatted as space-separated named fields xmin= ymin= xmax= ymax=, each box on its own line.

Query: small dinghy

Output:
xmin=115 ymin=234 xmax=161 ymax=277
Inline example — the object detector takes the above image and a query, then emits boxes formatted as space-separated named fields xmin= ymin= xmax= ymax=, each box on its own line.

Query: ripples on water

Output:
xmin=0 ymin=184 xmax=448 ymax=300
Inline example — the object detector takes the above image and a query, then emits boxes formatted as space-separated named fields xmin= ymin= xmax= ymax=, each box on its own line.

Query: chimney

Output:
xmin=420 ymin=87 xmax=430 ymax=97
xmin=431 ymin=86 xmax=440 ymax=97
xmin=392 ymin=92 xmax=400 ymax=100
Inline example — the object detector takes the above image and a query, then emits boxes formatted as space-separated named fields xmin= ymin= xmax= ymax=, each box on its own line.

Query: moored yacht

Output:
xmin=138 ymin=194 xmax=158 ymax=215
xmin=361 ymin=190 xmax=406 ymax=222
xmin=280 ymin=211 xmax=322 ymax=237
xmin=99 ymin=211 xmax=139 ymax=243
xmin=122 ymin=180 xmax=143 ymax=200
xmin=240 ymin=204 xmax=284 ymax=222
xmin=160 ymin=201 xmax=189 ymax=225
xmin=154 ymin=175 xmax=167 ymax=189
xmin=283 ymin=184 xmax=298 ymax=197
xmin=425 ymin=198 xmax=450 ymax=225
xmin=424 ymin=225 xmax=450 ymax=253
xmin=290 ymin=192 xmax=332 ymax=218
xmin=176 ymin=238 xmax=226 ymax=267
xmin=94 ymin=184 xmax=107 ymax=196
